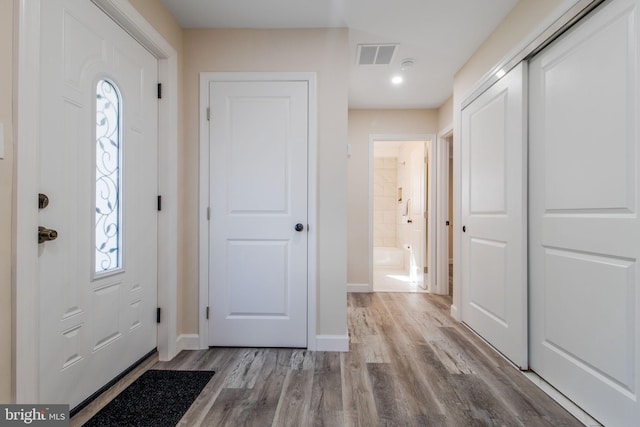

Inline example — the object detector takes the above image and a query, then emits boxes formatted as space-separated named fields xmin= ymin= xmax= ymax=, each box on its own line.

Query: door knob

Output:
xmin=295 ymin=223 xmax=304 ymax=232
xmin=38 ymin=226 xmax=58 ymax=244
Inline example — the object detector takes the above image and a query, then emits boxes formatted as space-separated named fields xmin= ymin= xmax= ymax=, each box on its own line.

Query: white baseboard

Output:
xmin=522 ymin=372 xmax=601 ymax=426
xmin=177 ymin=333 xmax=349 ymax=353
xmin=176 ymin=333 xmax=201 ymax=352
xmin=315 ymin=333 xmax=349 ymax=352
xmin=347 ymin=283 xmax=372 ymax=293
xmin=450 ymin=304 xmax=460 ymax=321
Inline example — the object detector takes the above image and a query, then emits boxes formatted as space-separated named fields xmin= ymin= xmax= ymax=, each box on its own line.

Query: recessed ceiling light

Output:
xmin=391 ymin=75 xmax=403 ymax=85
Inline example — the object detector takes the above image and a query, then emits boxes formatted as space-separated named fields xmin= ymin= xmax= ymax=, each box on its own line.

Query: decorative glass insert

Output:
xmin=95 ymin=79 xmax=122 ymax=273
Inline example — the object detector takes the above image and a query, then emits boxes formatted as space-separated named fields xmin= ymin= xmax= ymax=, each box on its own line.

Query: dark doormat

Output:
xmin=84 ymin=370 xmax=215 ymax=427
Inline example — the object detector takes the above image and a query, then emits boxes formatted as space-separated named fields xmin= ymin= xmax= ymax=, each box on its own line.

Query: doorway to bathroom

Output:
xmin=370 ymin=136 xmax=434 ymax=292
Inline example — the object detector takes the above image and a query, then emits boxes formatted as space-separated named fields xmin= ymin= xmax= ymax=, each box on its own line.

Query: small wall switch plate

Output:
xmin=0 ymin=123 xmax=4 ymax=159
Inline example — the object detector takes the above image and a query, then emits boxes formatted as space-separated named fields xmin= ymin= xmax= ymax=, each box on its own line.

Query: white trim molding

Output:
xmin=368 ymin=134 xmax=437 ymax=292
xmin=315 ymin=334 xmax=350 ymax=352
xmin=522 ymin=372 xmax=602 ymax=426
xmin=435 ymin=125 xmax=453 ymax=296
xmin=177 ymin=334 xmax=201 ymax=352
xmin=347 ymin=283 xmax=372 ymax=293
xmin=461 ymin=0 xmax=599 ymax=108
xmin=14 ymin=0 xmax=179 ymax=403
xmin=450 ymin=304 xmax=460 ymax=322
xmin=198 ymin=72 xmax=319 ymax=351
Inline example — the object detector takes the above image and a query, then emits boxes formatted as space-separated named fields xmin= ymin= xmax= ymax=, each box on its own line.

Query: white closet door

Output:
xmin=461 ymin=63 xmax=527 ymax=368
xmin=208 ymin=79 xmax=309 ymax=347
xmin=529 ymin=0 xmax=640 ymax=425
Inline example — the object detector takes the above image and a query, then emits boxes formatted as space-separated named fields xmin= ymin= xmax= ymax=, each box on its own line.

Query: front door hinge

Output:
xmin=206 ymin=306 xmax=210 ymax=320
xmin=206 ymin=107 xmax=211 ymax=122
xmin=156 ymin=307 xmax=161 ymax=323
xmin=157 ymin=83 xmax=162 ymax=99
xmin=207 ymin=207 xmax=211 ymax=221
xmin=157 ymin=195 xmax=162 ymax=211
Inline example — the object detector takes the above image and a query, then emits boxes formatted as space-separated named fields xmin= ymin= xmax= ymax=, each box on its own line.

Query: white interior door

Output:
xmin=39 ymin=0 xmax=158 ymax=408
xmin=461 ymin=63 xmax=527 ymax=368
xmin=208 ymin=79 xmax=308 ymax=347
xmin=529 ymin=0 xmax=640 ymax=424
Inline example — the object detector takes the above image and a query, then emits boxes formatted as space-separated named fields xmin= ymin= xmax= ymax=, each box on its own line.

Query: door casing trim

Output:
xmin=13 ymin=0 xmax=179 ymax=402
xmin=198 ymin=72 xmax=318 ymax=350
xmin=367 ymin=134 xmax=436 ymax=293
xmin=436 ymin=126 xmax=453 ymax=296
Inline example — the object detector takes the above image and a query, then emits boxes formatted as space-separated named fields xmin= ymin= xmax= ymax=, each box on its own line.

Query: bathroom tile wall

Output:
xmin=373 ymin=157 xmax=398 ymax=247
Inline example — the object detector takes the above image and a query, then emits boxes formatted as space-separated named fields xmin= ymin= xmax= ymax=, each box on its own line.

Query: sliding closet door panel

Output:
xmin=530 ymin=0 xmax=640 ymax=424
xmin=461 ymin=62 xmax=527 ymax=368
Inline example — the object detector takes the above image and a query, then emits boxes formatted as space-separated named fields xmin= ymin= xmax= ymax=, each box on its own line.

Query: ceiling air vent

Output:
xmin=357 ymin=44 xmax=398 ymax=65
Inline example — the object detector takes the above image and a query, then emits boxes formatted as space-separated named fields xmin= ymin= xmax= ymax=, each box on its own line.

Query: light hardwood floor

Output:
xmin=73 ymin=293 xmax=582 ymax=426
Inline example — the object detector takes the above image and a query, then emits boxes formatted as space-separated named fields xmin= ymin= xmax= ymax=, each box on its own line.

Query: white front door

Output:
xmin=461 ymin=63 xmax=527 ymax=368
xmin=529 ymin=0 xmax=640 ymax=424
xmin=39 ymin=0 xmax=158 ymax=408
xmin=208 ymin=79 xmax=308 ymax=347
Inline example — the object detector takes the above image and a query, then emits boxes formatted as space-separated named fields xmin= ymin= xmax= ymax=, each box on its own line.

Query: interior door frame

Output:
xmin=368 ymin=134 xmax=436 ymax=292
xmin=435 ymin=126 xmax=453 ymax=295
xmin=198 ymin=72 xmax=318 ymax=350
xmin=13 ymin=0 xmax=179 ymax=402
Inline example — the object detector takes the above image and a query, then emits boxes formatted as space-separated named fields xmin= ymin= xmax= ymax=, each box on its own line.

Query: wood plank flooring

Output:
xmin=72 ymin=293 xmax=582 ymax=426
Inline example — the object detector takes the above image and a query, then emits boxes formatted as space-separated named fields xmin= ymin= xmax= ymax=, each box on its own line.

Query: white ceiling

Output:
xmin=159 ymin=0 xmax=519 ymax=109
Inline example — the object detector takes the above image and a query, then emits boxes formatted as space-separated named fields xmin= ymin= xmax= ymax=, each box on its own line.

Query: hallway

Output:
xmin=72 ymin=293 xmax=581 ymax=426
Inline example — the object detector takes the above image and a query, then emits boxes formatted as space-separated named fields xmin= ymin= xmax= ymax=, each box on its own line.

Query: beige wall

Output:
xmin=0 ymin=0 xmax=13 ymax=405
xmin=437 ymin=95 xmax=453 ymax=131
xmin=347 ymin=109 xmax=437 ymax=285
xmin=183 ymin=29 xmax=349 ymax=336
xmin=454 ymin=0 xmax=565 ymax=105
xmin=129 ymin=0 xmax=183 ymax=51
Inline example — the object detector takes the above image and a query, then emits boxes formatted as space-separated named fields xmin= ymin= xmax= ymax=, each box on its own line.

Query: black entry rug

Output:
xmin=84 ymin=370 xmax=215 ymax=427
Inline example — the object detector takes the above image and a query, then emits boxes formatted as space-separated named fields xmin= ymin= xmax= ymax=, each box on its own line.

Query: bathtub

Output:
xmin=373 ymin=246 xmax=405 ymax=268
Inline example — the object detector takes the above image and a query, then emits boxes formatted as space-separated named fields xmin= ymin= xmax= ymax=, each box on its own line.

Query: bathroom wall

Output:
xmin=396 ymin=141 xmax=425 ymax=253
xmin=347 ymin=109 xmax=438 ymax=285
xmin=373 ymin=157 xmax=397 ymax=247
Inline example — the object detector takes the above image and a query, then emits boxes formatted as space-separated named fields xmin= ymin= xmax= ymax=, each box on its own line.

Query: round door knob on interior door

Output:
xmin=295 ymin=223 xmax=304 ymax=232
